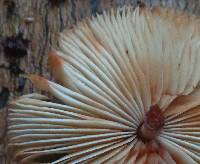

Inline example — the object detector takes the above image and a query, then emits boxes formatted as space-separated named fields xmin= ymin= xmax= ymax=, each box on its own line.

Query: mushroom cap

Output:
xmin=8 ymin=6 xmax=200 ymax=163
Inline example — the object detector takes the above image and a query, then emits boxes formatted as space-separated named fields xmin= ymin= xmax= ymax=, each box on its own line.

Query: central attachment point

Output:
xmin=137 ymin=105 xmax=164 ymax=142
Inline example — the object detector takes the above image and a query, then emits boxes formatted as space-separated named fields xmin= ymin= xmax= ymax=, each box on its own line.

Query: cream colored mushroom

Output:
xmin=7 ymin=6 xmax=200 ymax=163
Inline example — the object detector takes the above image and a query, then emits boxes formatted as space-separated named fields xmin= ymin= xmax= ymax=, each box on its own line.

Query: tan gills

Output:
xmin=7 ymin=6 xmax=200 ymax=164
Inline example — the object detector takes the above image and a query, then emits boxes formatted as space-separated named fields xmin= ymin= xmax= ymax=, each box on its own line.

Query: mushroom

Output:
xmin=7 ymin=6 xmax=200 ymax=163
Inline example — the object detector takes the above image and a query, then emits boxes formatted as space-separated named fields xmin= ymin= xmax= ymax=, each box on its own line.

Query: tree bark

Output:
xmin=0 ymin=0 xmax=199 ymax=163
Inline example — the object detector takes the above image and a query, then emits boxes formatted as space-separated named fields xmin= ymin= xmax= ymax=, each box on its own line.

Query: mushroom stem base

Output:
xmin=137 ymin=105 xmax=164 ymax=142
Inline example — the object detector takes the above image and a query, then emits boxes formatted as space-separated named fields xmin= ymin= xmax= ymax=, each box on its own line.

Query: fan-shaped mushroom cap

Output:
xmin=7 ymin=6 xmax=200 ymax=163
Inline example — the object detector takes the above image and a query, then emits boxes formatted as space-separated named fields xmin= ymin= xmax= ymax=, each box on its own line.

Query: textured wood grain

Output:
xmin=0 ymin=0 xmax=200 ymax=163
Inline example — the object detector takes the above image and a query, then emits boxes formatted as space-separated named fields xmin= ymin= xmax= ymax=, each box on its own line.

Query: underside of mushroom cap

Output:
xmin=7 ymin=6 xmax=200 ymax=163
